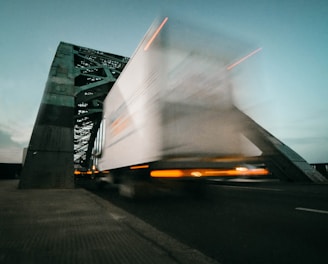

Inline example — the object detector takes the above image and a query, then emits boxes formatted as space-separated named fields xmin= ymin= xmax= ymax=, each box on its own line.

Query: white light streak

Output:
xmin=144 ymin=17 xmax=168 ymax=51
xmin=226 ymin=47 xmax=262 ymax=70
xmin=295 ymin=207 xmax=328 ymax=215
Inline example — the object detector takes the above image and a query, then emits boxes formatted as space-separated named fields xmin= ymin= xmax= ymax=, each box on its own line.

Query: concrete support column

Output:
xmin=19 ymin=43 xmax=75 ymax=188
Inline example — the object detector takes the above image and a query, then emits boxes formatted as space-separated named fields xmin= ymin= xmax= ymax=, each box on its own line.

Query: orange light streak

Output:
xmin=144 ymin=17 xmax=169 ymax=51
xmin=150 ymin=168 xmax=269 ymax=178
xmin=150 ymin=170 xmax=184 ymax=178
xmin=226 ymin=47 xmax=262 ymax=70
xmin=130 ymin=164 xmax=150 ymax=170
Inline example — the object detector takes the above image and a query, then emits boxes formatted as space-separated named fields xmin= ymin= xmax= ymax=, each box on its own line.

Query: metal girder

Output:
xmin=72 ymin=44 xmax=129 ymax=169
xmin=235 ymin=108 xmax=326 ymax=183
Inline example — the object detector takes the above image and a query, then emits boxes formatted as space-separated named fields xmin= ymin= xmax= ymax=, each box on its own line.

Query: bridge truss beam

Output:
xmin=19 ymin=42 xmax=128 ymax=188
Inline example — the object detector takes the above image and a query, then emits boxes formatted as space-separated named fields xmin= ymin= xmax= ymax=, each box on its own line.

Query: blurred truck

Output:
xmin=98 ymin=17 xmax=268 ymax=197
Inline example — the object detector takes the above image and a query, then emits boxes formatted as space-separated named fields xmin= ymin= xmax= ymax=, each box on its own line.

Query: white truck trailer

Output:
xmin=98 ymin=17 xmax=267 ymax=197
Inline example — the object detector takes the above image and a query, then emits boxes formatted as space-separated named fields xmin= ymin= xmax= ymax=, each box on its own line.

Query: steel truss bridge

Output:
xmin=19 ymin=42 xmax=326 ymax=188
xmin=20 ymin=42 xmax=128 ymax=188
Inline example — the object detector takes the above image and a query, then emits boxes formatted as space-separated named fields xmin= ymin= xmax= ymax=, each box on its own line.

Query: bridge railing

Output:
xmin=311 ymin=163 xmax=328 ymax=178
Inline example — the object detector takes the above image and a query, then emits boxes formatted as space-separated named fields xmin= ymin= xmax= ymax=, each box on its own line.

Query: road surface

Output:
xmin=86 ymin=180 xmax=328 ymax=264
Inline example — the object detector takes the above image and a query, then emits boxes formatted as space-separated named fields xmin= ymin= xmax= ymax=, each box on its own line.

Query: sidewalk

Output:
xmin=0 ymin=180 xmax=218 ymax=264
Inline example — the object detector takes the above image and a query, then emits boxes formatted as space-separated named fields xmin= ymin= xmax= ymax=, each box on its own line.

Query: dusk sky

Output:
xmin=0 ymin=0 xmax=327 ymax=163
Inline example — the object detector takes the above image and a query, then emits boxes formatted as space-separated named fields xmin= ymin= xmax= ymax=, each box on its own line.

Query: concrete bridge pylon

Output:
xmin=19 ymin=43 xmax=75 ymax=188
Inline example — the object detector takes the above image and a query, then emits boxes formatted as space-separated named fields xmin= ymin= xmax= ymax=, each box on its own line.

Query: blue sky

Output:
xmin=0 ymin=0 xmax=327 ymax=163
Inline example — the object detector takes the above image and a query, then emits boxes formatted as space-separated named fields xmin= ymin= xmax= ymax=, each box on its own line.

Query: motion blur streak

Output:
xmin=150 ymin=170 xmax=184 ymax=178
xmin=226 ymin=47 xmax=262 ymax=70
xmin=150 ymin=168 xmax=269 ymax=178
xmin=130 ymin=165 xmax=150 ymax=170
xmin=144 ymin=17 xmax=168 ymax=51
xmin=204 ymin=168 xmax=270 ymax=176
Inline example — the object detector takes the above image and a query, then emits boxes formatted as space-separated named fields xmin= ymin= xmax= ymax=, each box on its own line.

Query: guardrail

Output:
xmin=311 ymin=163 xmax=328 ymax=178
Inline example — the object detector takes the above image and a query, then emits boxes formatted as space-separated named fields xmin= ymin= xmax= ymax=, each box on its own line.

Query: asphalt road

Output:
xmin=87 ymin=181 xmax=328 ymax=264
